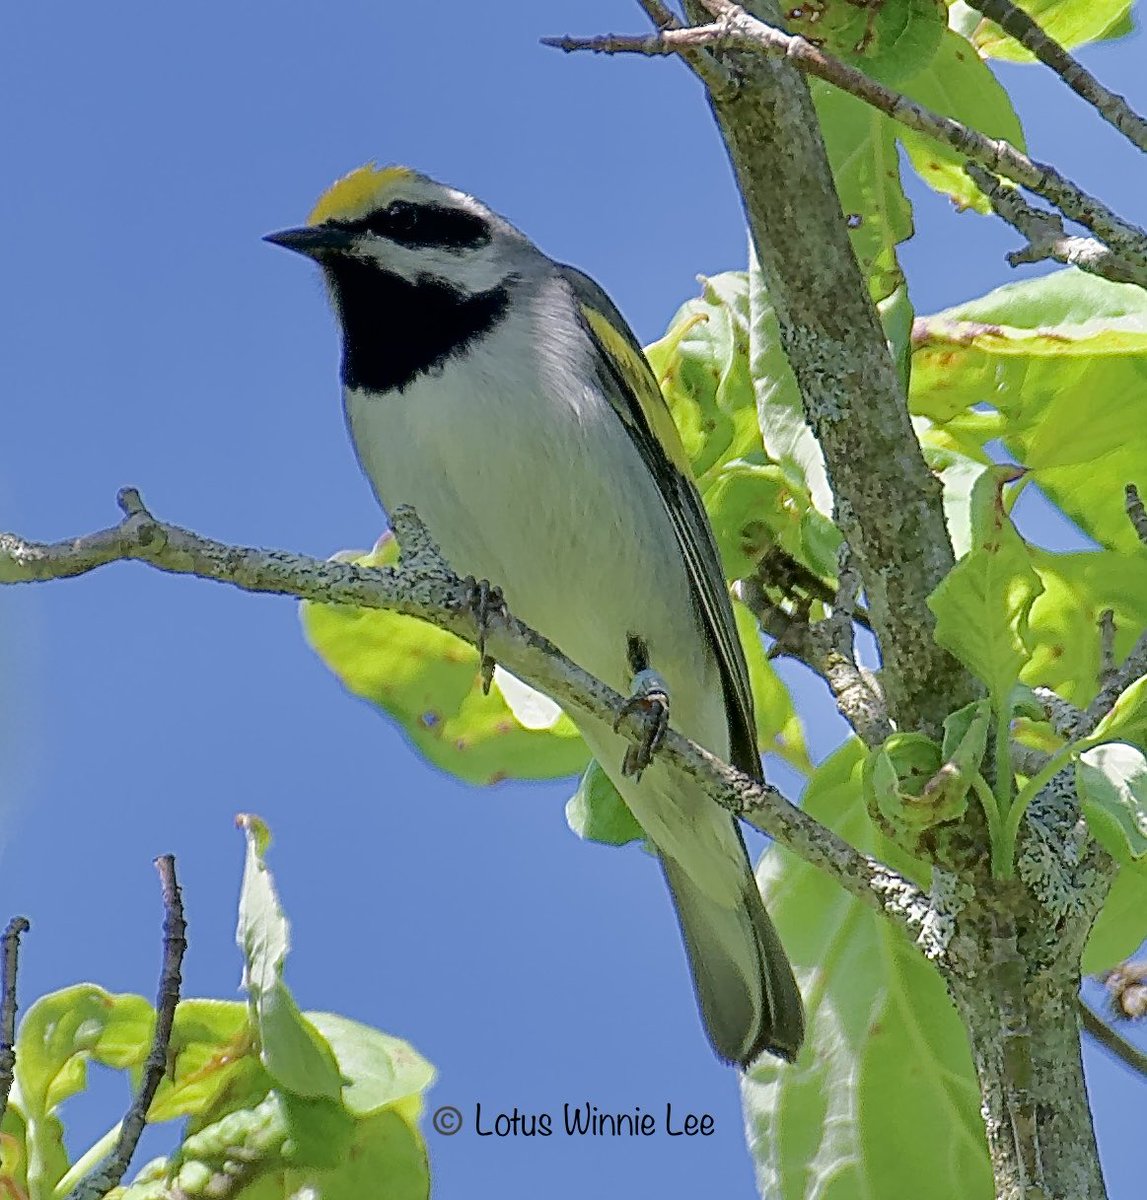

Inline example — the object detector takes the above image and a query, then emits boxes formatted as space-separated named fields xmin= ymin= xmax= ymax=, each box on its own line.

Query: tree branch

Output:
xmin=1126 ymin=483 xmax=1147 ymax=547
xmin=546 ymin=3 xmax=1147 ymax=286
xmin=0 ymin=916 xmax=30 ymax=1132
xmin=681 ymin=0 xmax=975 ymax=737
xmin=1078 ymin=997 xmax=1147 ymax=1080
xmin=739 ymin=547 xmax=892 ymax=748
xmin=66 ymin=856 xmax=186 ymax=1200
xmin=966 ymin=164 xmax=1144 ymax=285
xmin=961 ymin=0 xmax=1147 ymax=155
xmin=0 ymin=492 xmax=933 ymax=944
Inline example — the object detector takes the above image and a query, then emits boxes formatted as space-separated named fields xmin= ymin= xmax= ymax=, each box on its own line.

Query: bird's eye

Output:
xmin=382 ymin=200 xmax=418 ymax=234
xmin=348 ymin=201 xmax=490 ymax=251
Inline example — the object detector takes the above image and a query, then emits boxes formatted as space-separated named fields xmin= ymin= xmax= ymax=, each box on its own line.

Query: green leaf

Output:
xmin=278 ymin=1093 xmax=354 ymax=1170
xmin=147 ymin=999 xmax=264 ymax=1125
xmin=645 ymin=272 xmax=761 ymax=479
xmin=917 ymin=418 xmax=990 ymax=556
xmin=302 ymin=535 xmax=590 ymax=788
xmin=746 ymin=255 xmax=833 ymax=520
xmin=789 ymin=0 xmax=947 ymax=84
xmin=927 ymin=470 xmax=1043 ymax=705
xmin=303 ymin=1110 xmax=429 ymax=1200
xmin=897 ymin=29 xmax=1026 ymax=210
xmin=1087 ymin=677 xmax=1147 ymax=752
xmin=1082 ymin=862 xmax=1147 ymax=974
xmin=565 ymin=760 xmax=643 ymax=847
xmin=124 ymin=1095 xmax=293 ymax=1200
xmin=811 ymin=82 xmax=913 ymax=302
xmin=1024 ymin=550 xmax=1147 ymax=708
xmin=734 ymin=599 xmax=811 ymax=774
xmin=15 ymin=986 xmax=152 ymax=1117
xmin=950 ymin=0 xmax=1134 ymax=61
xmin=1076 ymin=743 xmax=1147 ymax=863
xmin=864 ymin=731 xmax=970 ymax=850
xmin=879 ymin=280 xmax=916 ymax=394
xmin=743 ymin=740 xmax=990 ymax=1198
xmin=236 ymin=817 xmax=343 ymax=1100
xmin=305 ymin=1013 xmax=435 ymax=1118
xmin=911 ymin=268 xmax=1147 ymax=555
xmin=941 ymin=699 xmax=991 ymax=766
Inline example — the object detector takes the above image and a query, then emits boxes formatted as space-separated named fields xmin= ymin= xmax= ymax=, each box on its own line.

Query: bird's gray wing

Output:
xmin=558 ymin=263 xmax=762 ymax=781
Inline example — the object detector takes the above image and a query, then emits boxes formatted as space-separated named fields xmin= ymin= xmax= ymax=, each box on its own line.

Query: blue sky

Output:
xmin=1 ymin=2 xmax=1144 ymax=1197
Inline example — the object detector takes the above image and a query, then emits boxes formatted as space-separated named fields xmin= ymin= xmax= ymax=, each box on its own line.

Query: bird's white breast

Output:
xmin=342 ymin=279 xmax=728 ymax=757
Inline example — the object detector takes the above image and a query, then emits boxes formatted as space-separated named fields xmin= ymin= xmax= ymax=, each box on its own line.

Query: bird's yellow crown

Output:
xmin=307 ymin=163 xmax=414 ymax=226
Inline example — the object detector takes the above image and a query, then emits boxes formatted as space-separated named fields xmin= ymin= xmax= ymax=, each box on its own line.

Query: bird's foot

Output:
xmin=461 ymin=576 xmax=506 ymax=695
xmin=614 ymin=668 xmax=670 ymax=781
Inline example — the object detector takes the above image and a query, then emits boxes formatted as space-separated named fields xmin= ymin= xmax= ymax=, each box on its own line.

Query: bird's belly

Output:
xmin=343 ymin=368 xmax=726 ymax=751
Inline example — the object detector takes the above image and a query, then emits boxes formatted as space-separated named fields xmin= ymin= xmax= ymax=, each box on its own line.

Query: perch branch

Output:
xmin=0 ymin=492 xmax=932 ymax=943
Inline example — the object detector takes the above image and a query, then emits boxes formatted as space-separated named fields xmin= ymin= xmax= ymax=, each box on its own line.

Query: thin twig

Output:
xmin=545 ymin=4 xmax=1147 ymax=284
xmin=1078 ymin=997 xmax=1147 ymax=1080
xmin=543 ymin=2 xmax=737 ymax=97
xmin=0 ymin=491 xmax=931 ymax=941
xmin=1097 ymin=609 xmax=1118 ymax=694
xmin=1126 ymin=484 xmax=1147 ymax=547
xmin=1074 ymin=630 xmax=1147 ymax=739
xmin=961 ymin=0 xmax=1147 ymax=154
xmin=66 ymin=856 xmax=186 ymax=1200
xmin=0 ymin=917 xmax=30 ymax=1130
xmin=739 ymin=544 xmax=892 ymax=748
xmin=966 ymin=164 xmax=1142 ymax=285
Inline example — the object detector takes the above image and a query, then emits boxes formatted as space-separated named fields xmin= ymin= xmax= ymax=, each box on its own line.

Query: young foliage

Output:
xmin=0 ymin=822 xmax=435 ymax=1200
xmin=742 ymin=742 xmax=992 ymax=1200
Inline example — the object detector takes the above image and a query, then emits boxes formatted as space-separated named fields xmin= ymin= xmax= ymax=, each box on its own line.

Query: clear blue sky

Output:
xmin=1 ymin=2 xmax=1144 ymax=1196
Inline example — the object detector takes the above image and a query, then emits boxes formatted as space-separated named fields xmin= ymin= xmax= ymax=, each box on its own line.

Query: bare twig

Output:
xmin=966 ymin=165 xmax=1142 ymax=285
xmin=1074 ymin=630 xmax=1147 ymax=739
xmin=544 ymin=2 xmax=737 ymax=97
xmin=66 ymin=856 xmax=186 ymax=1200
xmin=0 ymin=917 xmax=30 ymax=1130
xmin=545 ymin=4 xmax=1147 ymax=284
xmin=739 ymin=544 xmax=893 ymax=748
xmin=1097 ymin=609 xmax=1118 ymax=694
xmin=1078 ymin=997 xmax=1147 ymax=1079
xmin=1055 ymin=487 xmax=1147 ymax=739
xmin=1126 ymin=484 xmax=1147 ymax=547
xmin=961 ymin=0 xmax=1147 ymax=154
xmin=0 ymin=492 xmax=931 ymax=941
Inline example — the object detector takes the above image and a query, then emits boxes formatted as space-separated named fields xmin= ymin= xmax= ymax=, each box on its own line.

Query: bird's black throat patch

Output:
xmin=325 ymin=258 xmax=513 ymax=393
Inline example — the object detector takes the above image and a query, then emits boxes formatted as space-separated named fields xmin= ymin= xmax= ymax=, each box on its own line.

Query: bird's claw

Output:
xmin=461 ymin=576 xmax=506 ymax=694
xmin=614 ymin=668 xmax=670 ymax=780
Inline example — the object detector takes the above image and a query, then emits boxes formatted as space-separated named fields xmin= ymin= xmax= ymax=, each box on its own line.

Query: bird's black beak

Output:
xmin=263 ymin=225 xmax=355 ymax=259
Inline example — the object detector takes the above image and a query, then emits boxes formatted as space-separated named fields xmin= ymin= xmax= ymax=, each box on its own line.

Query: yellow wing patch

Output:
xmin=308 ymin=163 xmax=414 ymax=226
xmin=580 ymin=304 xmax=694 ymax=477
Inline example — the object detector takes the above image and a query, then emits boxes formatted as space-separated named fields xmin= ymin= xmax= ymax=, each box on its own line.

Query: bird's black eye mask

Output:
xmin=333 ymin=200 xmax=492 ymax=252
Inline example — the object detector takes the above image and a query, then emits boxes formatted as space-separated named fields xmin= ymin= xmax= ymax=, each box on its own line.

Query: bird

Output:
xmin=265 ymin=164 xmax=804 ymax=1065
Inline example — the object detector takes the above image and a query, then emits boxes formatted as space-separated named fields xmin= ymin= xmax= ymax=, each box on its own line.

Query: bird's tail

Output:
xmin=660 ymin=848 xmax=804 ymax=1066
